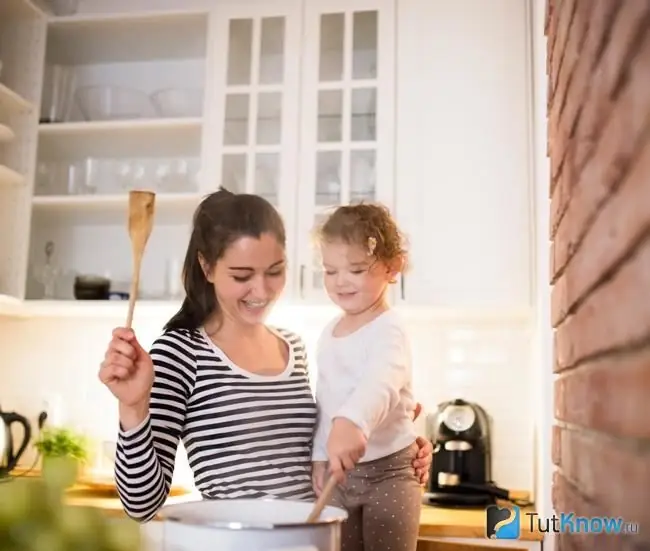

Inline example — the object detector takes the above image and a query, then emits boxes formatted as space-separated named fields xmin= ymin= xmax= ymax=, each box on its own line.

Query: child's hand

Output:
xmin=327 ymin=417 xmax=367 ymax=483
xmin=312 ymin=461 xmax=327 ymax=496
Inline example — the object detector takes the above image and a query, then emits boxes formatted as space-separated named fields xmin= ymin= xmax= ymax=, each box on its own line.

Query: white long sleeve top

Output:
xmin=311 ymin=309 xmax=417 ymax=463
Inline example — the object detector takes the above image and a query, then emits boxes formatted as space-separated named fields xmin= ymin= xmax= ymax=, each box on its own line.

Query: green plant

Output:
xmin=33 ymin=427 xmax=90 ymax=463
xmin=0 ymin=461 xmax=141 ymax=551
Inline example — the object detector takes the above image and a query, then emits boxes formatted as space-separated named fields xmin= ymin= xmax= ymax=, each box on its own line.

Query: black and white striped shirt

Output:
xmin=114 ymin=327 xmax=318 ymax=522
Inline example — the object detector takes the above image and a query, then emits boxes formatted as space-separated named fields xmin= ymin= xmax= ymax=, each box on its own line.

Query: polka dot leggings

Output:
xmin=329 ymin=443 xmax=422 ymax=551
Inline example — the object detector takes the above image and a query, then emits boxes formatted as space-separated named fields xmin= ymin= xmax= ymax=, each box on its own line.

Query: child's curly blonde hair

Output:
xmin=314 ymin=203 xmax=408 ymax=272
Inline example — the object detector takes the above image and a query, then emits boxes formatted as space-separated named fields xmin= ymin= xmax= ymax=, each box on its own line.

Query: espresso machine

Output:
xmin=423 ymin=398 xmax=512 ymax=507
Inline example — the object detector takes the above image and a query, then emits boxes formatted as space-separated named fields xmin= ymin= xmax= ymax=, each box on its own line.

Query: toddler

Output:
xmin=311 ymin=204 xmax=421 ymax=551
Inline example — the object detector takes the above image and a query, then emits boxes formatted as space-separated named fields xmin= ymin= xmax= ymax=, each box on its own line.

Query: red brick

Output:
xmin=551 ymin=0 xmax=590 ymax=127
xmin=555 ymin=347 xmax=650 ymax=439
xmin=551 ymin=424 xmax=562 ymax=465
xmin=554 ymin=236 xmax=650 ymax=370
xmin=562 ymin=0 xmax=589 ymax=75
xmin=546 ymin=0 xmax=557 ymax=53
xmin=552 ymin=471 xmax=598 ymax=551
xmin=549 ymin=144 xmax=575 ymax=240
xmin=548 ymin=130 xmax=567 ymax=192
xmin=548 ymin=27 xmax=590 ymax=185
xmin=549 ymin=4 xmax=650 ymax=550
xmin=551 ymin=36 xmax=650 ymax=288
xmin=553 ymin=471 xmax=642 ymax=551
xmin=544 ymin=0 xmax=552 ymax=36
xmin=582 ymin=0 xmax=624 ymax=69
xmin=550 ymin=271 xmax=566 ymax=329
xmin=550 ymin=0 xmax=621 ymax=149
xmin=574 ymin=0 xmax=650 ymax=170
xmin=549 ymin=0 xmax=577 ymax=105
xmin=549 ymin=0 xmax=619 ymax=181
xmin=551 ymin=133 xmax=650 ymax=325
xmin=556 ymin=429 xmax=650 ymax=532
xmin=548 ymin=0 xmax=587 ymax=140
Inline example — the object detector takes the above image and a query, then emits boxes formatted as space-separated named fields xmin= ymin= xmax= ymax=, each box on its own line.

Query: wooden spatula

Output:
xmin=125 ymin=190 xmax=155 ymax=328
xmin=306 ymin=476 xmax=338 ymax=523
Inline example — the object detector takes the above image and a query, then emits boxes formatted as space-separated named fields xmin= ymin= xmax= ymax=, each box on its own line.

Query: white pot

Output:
xmin=157 ymin=498 xmax=347 ymax=551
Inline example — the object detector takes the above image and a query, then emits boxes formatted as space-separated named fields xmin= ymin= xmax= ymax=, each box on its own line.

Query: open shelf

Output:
xmin=0 ymin=164 xmax=25 ymax=187
xmin=0 ymin=83 xmax=34 ymax=114
xmin=46 ymin=10 xmax=209 ymax=65
xmin=32 ymin=192 xmax=205 ymax=224
xmin=38 ymin=118 xmax=203 ymax=159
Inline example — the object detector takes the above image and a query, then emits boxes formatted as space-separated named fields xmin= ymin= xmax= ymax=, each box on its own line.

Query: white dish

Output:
xmin=76 ymin=85 xmax=154 ymax=121
xmin=151 ymin=88 xmax=203 ymax=118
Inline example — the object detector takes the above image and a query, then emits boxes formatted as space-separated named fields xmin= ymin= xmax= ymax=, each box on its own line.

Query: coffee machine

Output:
xmin=423 ymin=398 xmax=511 ymax=507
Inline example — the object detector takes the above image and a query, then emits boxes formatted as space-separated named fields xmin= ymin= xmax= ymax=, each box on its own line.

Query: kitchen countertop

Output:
xmin=419 ymin=502 xmax=542 ymax=541
xmin=64 ymin=488 xmax=200 ymax=517
xmin=11 ymin=468 xmax=542 ymax=542
xmin=63 ymin=489 xmax=543 ymax=542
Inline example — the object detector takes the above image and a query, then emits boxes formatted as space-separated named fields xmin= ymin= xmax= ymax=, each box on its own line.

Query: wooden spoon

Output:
xmin=306 ymin=476 xmax=338 ymax=523
xmin=125 ymin=190 xmax=156 ymax=328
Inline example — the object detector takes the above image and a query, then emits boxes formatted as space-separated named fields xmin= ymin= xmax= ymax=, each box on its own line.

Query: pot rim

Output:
xmin=159 ymin=498 xmax=348 ymax=530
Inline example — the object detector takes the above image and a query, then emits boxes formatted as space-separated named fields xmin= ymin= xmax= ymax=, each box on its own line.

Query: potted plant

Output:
xmin=33 ymin=426 xmax=90 ymax=487
xmin=0 ymin=459 xmax=141 ymax=551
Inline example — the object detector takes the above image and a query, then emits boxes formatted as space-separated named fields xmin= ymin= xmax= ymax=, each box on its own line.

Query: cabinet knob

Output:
xmin=400 ymin=274 xmax=405 ymax=300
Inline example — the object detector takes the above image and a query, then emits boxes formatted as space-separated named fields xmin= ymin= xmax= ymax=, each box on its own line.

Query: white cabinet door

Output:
xmin=295 ymin=0 xmax=396 ymax=302
xmin=395 ymin=0 xmax=533 ymax=310
xmin=206 ymin=0 xmax=303 ymax=291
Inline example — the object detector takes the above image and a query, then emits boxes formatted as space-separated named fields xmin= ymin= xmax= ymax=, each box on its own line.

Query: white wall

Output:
xmin=530 ymin=0 xmax=554 ymax=548
xmin=0 ymin=304 xmax=534 ymax=493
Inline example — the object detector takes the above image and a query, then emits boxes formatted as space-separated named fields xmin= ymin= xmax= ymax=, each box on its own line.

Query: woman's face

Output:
xmin=204 ymin=232 xmax=286 ymax=326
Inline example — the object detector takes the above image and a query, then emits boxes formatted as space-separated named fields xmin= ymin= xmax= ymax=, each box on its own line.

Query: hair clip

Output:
xmin=367 ymin=237 xmax=377 ymax=256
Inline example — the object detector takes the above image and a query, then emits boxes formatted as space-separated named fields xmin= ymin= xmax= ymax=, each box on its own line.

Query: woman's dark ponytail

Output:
xmin=163 ymin=231 xmax=218 ymax=331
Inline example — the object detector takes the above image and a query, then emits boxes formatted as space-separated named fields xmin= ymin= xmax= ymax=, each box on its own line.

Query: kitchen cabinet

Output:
xmin=296 ymin=0 xmax=395 ymax=302
xmin=27 ymin=8 xmax=210 ymax=304
xmin=188 ymin=0 xmax=395 ymax=304
xmin=0 ymin=0 xmax=535 ymax=318
xmin=394 ymin=0 xmax=534 ymax=311
xmin=0 ymin=0 xmax=45 ymax=305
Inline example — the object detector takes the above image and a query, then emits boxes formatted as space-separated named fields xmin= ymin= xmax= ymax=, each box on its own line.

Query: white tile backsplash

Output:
xmin=0 ymin=306 xmax=534 ymax=495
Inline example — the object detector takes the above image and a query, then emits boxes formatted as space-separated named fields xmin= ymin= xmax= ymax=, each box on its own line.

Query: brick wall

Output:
xmin=547 ymin=0 xmax=650 ymax=549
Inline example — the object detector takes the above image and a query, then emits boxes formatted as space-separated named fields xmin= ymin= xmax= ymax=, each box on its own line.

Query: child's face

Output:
xmin=320 ymin=239 xmax=395 ymax=314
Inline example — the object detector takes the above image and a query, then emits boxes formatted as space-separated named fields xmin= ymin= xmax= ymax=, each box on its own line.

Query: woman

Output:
xmin=98 ymin=189 xmax=432 ymax=522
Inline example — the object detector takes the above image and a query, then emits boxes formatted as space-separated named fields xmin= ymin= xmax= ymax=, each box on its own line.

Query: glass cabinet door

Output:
xmin=298 ymin=0 xmax=395 ymax=300
xmin=209 ymin=1 xmax=301 ymax=217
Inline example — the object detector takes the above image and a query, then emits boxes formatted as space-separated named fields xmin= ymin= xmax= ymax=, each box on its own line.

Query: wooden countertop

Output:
xmin=419 ymin=503 xmax=542 ymax=542
xmin=63 ymin=489 xmax=199 ymax=517
xmin=11 ymin=468 xmax=543 ymax=543
xmin=63 ymin=489 xmax=542 ymax=542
